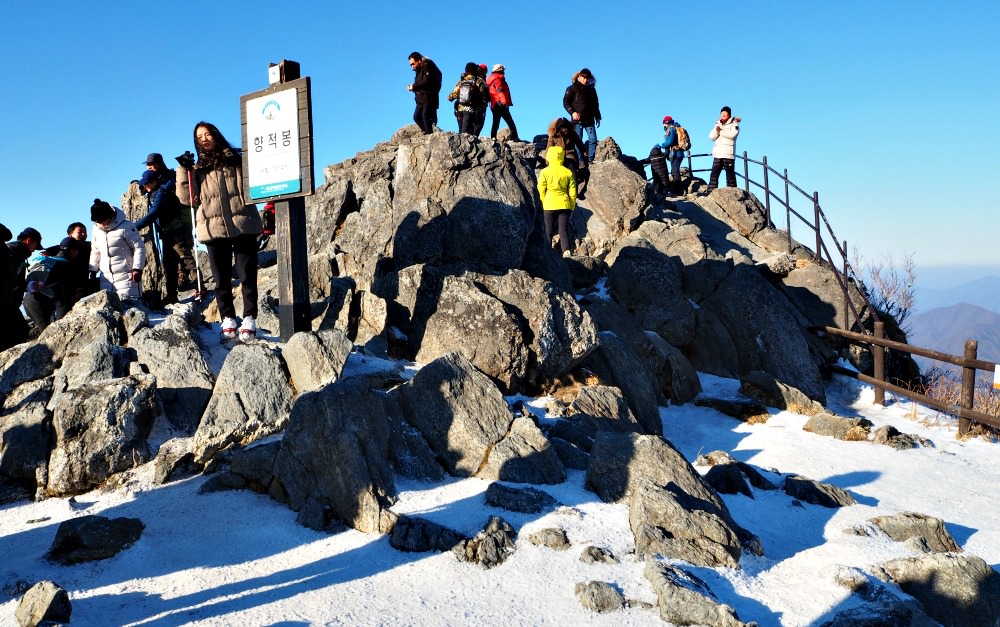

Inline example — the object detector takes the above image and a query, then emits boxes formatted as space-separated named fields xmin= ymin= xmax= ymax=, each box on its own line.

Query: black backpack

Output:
xmin=458 ymin=78 xmax=480 ymax=107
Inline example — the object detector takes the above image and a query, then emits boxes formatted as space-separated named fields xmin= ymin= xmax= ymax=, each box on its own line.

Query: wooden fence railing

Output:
xmin=677 ymin=151 xmax=880 ymax=334
xmin=823 ymin=322 xmax=1000 ymax=435
xmin=656 ymin=152 xmax=1000 ymax=434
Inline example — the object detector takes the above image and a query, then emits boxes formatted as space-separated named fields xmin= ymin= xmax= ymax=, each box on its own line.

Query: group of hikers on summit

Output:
xmin=1 ymin=122 xmax=266 ymax=350
xmin=1 ymin=54 xmax=741 ymax=351
xmin=406 ymin=51 xmax=741 ymax=255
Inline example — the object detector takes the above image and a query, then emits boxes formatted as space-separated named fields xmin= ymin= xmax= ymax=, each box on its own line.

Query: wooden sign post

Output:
xmin=240 ymin=60 xmax=314 ymax=342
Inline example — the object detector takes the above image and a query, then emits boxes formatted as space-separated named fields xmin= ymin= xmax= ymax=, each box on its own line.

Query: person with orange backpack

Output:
xmin=659 ymin=116 xmax=690 ymax=195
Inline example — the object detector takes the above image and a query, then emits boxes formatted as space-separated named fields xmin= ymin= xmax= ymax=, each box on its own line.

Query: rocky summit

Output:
xmin=7 ymin=128 xmax=989 ymax=626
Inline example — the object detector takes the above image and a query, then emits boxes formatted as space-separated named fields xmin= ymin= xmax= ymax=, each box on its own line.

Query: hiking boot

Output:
xmin=220 ymin=317 xmax=238 ymax=341
xmin=239 ymin=316 xmax=257 ymax=341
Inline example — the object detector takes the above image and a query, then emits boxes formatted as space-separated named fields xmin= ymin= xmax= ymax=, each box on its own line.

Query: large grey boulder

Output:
xmin=582 ymin=299 xmax=701 ymax=405
xmin=869 ymin=512 xmax=962 ymax=553
xmin=326 ymin=133 xmax=536 ymax=291
xmin=575 ymin=581 xmax=625 ymax=614
xmin=477 ymin=416 xmax=566 ymax=484
xmin=129 ymin=313 xmax=214 ymax=431
xmin=391 ymin=352 xmax=514 ymax=477
xmin=453 ymin=515 xmax=517 ymax=569
xmin=282 ymin=329 xmax=353 ymax=394
xmin=586 ymin=432 xmax=755 ymax=568
xmin=606 ymin=245 xmax=697 ymax=347
xmin=687 ymin=264 xmax=826 ymax=403
xmin=784 ymin=475 xmax=856 ymax=508
xmin=45 ymin=515 xmax=145 ymax=565
xmin=15 ymin=580 xmax=72 ymax=627
xmin=580 ymin=333 xmax=662 ymax=436
xmin=570 ymin=158 xmax=647 ymax=257
xmin=273 ymin=378 xmax=397 ymax=533
xmin=644 ymin=561 xmax=753 ymax=627
xmin=877 ymin=553 xmax=1000 ymax=627
xmin=383 ymin=265 xmax=596 ymax=392
xmin=739 ymin=370 xmax=825 ymax=415
xmin=803 ymin=412 xmax=872 ymax=441
xmin=0 ymin=379 xmax=52 ymax=488
xmin=46 ymin=375 xmax=157 ymax=496
xmin=567 ymin=384 xmax=643 ymax=434
xmin=0 ymin=292 xmax=121 ymax=401
xmin=192 ymin=343 xmax=293 ymax=463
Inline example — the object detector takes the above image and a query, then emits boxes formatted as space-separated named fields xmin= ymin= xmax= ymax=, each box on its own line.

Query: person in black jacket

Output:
xmin=4 ymin=227 xmax=42 ymax=347
xmin=136 ymin=169 xmax=196 ymax=305
xmin=407 ymin=51 xmax=443 ymax=134
xmin=562 ymin=68 xmax=602 ymax=164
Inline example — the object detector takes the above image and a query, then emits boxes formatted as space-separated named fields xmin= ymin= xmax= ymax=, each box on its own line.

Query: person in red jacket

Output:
xmin=486 ymin=64 xmax=520 ymax=141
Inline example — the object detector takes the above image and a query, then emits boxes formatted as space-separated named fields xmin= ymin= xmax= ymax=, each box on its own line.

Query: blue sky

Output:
xmin=3 ymin=1 xmax=997 ymax=288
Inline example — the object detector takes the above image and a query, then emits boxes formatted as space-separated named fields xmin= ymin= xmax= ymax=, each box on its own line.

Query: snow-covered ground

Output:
xmin=2 ymin=334 xmax=998 ymax=626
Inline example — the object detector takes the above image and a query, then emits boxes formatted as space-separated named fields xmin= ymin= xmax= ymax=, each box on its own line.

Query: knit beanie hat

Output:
xmin=90 ymin=199 xmax=116 ymax=223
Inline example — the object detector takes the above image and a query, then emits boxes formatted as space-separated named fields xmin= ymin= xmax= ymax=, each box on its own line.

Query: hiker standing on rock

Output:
xmin=89 ymin=199 xmax=146 ymax=301
xmin=407 ymin=52 xmax=443 ymax=135
xmin=135 ymin=169 xmax=196 ymax=306
xmin=179 ymin=122 xmax=263 ymax=342
xmin=487 ymin=64 xmax=519 ymax=141
xmin=563 ymin=68 xmax=601 ymax=164
xmin=145 ymin=152 xmax=198 ymax=289
xmin=659 ymin=116 xmax=688 ymax=195
xmin=547 ymin=117 xmax=589 ymax=199
xmin=4 ymin=227 xmax=42 ymax=346
xmin=537 ymin=145 xmax=577 ymax=257
xmin=706 ymin=106 xmax=741 ymax=191
xmin=447 ymin=62 xmax=490 ymax=136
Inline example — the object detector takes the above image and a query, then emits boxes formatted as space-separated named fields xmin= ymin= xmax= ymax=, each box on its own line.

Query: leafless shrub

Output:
xmin=850 ymin=248 xmax=917 ymax=334
xmin=921 ymin=365 xmax=1000 ymax=440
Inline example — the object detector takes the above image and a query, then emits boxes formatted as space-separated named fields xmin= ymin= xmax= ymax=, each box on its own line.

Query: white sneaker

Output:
xmin=239 ymin=316 xmax=257 ymax=341
xmin=220 ymin=317 xmax=238 ymax=341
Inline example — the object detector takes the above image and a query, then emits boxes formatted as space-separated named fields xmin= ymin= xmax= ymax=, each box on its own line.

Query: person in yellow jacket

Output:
xmin=536 ymin=145 xmax=577 ymax=256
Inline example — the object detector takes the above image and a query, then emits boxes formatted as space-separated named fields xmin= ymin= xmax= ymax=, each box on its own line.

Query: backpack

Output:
xmin=458 ymin=78 xmax=480 ymax=107
xmin=24 ymin=253 xmax=66 ymax=298
xmin=674 ymin=125 xmax=691 ymax=151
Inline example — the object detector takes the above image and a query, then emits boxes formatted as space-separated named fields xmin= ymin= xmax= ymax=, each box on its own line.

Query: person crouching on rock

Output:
xmin=89 ymin=199 xmax=146 ymax=301
xmin=537 ymin=145 xmax=577 ymax=257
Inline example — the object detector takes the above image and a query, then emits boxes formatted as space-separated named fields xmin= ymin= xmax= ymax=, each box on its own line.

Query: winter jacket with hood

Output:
xmin=562 ymin=73 xmax=601 ymax=126
xmin=90 ymin=207 xmax=146 ymax=299
xmin=486 ymin=72 xmax=513 ymax=108
xmin=537 ymin=146 xmax=577 ymax=211
xmin=178 ymin=151 xmax=263 ymax=243
xmin=709 ymin=117 xmax=740 ymax=159
xmin=546 ymin=118 xmax=588 ymax=166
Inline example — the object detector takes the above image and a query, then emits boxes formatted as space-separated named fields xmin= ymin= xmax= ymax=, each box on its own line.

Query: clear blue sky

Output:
xmin=3 ymin=1 xmax=997 ymax=288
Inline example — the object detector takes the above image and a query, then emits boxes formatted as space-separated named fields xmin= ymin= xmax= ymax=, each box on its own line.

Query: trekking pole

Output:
xmin=186 ymin=168 xmax=206 ymax=303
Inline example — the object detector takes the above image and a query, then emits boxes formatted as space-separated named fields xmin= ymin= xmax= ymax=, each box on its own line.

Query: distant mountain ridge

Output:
xmin=908 ymin=302 xmax=1000 ymax=367
xmin=916 ymin=276 xmax=1000 ymax=315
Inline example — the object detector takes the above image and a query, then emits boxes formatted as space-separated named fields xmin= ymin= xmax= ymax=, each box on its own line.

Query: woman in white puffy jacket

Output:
xmin=88 ymin=199 xmax=146 ymax=300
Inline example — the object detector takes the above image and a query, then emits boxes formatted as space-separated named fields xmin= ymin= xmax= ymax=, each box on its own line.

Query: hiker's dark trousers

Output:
xmin=414 ymin=103 xmax=436 ymax=134
xmin=708 ymin=158 xmax=737 ymax=189
xmin=205 ymin=234 xmax=259 ymax=320
xmin=490 ymin=105 xmax=518 ymax=140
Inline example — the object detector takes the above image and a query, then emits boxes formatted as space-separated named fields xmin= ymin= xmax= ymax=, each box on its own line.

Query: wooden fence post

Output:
xmin=960 ymin=339 xmax=978 ymax=435
xmin=873 ymin=321 xmax=885 ymax=406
